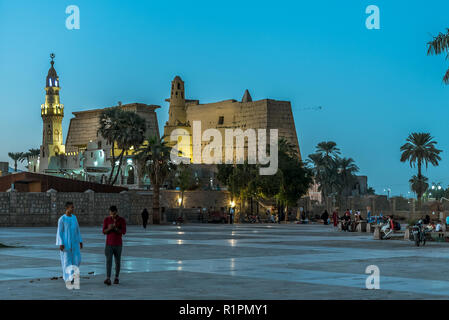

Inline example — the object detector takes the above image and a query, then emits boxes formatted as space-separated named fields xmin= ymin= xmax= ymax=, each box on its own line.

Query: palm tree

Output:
xmin=400 ymin=132 xmax=442 ymax=204
xmin=136 ymin=135 xmax=175 ymax=224
xmin=427 ymin=29 xmax=449 ymax=83
xmin=308 ymin=141 xmax=341 ymax=206
xmin=21 ymin=148 xmax=41 ymax=170
xmin=316 ymin=141 xmax=341 ymax=164
xmin=335 ymin=157 xmax=359 ymax=206
xmin=307 ymin=153 xmax=326 ymax=197
xmin=8 ymin=152 xmax=24 ymax=172
xmin=409 ymin=175 xmax=429 ymax=202
xmin=98 ymin=107 xmax=147 ymax=185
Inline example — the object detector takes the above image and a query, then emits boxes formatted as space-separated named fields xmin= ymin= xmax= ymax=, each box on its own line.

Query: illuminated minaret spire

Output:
xmin=40 ymin=53 xmax=65 ymax=169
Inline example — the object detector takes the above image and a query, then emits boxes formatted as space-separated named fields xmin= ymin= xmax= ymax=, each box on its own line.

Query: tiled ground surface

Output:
xmin=1 ymin=223 xmax=449 ymax=299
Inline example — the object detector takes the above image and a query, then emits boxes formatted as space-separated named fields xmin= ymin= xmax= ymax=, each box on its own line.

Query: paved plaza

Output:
xmin=1 ymin=223 xmax=449 ymax=299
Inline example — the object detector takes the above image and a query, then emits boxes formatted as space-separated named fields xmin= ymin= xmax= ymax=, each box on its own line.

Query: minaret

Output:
xmin=40 ymin=53 xmax=65 ymax=164
xmin=163 ymin=75 xmax=192 ymax=161
xmin=167 ymin=76 xmax=186 ymax=125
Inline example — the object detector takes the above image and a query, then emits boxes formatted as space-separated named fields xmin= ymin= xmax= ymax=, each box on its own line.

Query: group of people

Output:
xmin=56 ymin=201 xmax=127 ymax=287
xmin=318 ymin=209 xmax=365 ymax=231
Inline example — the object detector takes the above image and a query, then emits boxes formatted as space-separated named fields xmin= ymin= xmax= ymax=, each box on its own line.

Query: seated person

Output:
xmin=341 ymin=212 xmax=352 ymax=231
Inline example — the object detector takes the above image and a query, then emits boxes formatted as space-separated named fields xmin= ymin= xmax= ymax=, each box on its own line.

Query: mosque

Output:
xmin=28 ymin=55 xmax=302 ymax=189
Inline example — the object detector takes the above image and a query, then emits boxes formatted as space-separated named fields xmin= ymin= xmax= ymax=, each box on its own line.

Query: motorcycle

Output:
xmin=411 ymin=220 xmax=428 ymax=247
xmin=381 ymin=219 xmax=393 ymax=239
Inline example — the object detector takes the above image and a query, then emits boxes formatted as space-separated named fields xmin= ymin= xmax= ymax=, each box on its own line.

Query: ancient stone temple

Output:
xmin=163 ymin=75 xmax=301 ymax=162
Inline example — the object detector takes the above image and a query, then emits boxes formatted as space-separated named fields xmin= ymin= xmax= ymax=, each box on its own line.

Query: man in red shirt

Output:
xmin=102 ymin=205 xmax=126 ymax=285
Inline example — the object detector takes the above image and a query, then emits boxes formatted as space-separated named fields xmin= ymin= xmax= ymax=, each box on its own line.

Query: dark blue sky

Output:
xmin=1 ymin=0 xmax=449 ymax=196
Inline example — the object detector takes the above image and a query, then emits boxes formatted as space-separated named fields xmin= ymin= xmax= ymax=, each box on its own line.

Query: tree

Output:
xmin=409 ymin=175 xmax=429 ymax=202
xmin=8 ymin=152 xmax=24 ymax=172
xmin=367 ymin=187 xmax=375 ymax=195
xmin=307 ymin=141 xmax=341 ymax=206
xmin=334 ymin=157 xmax=359 ymax=207
xmin=217 ymin=162 xmax=260 ymax=220
xmin=98 ymin=107 xmax=147 ymax=185
xmin=136 ymin=135 xmax=175 ymax=224
xmin=427 ymin=29 xmax=449 ymax=84
xmin=316 ymin=141 xmax=341 ymax=162
xmin=276 ymin=139 xmax=313 ymax=221
xmin=400 ymin=132 xmax=442 ymax=205
xmin=21 ymin=148 xmax=41 ymax=170
xmin=217 ymin=138 xmax=312 ymax=222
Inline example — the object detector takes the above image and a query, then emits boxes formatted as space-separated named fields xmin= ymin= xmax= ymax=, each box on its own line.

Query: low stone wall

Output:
xmin=160 ymin=190 xmax=232 ymax=211
xmin=0 ymin=190 xmax=234 ymax=227
xmin=0 ymin=190 xmax=153 ymax=227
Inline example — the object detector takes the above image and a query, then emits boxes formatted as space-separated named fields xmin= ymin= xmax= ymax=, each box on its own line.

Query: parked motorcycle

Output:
xmin=411 ymin=220 xmax=427 ymax=247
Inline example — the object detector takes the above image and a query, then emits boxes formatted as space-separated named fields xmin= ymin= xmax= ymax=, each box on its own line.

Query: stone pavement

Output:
xmin=1 ymin=223 xmax=449 ymax=299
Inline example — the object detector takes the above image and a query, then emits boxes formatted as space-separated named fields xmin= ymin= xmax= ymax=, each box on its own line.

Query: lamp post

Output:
xmin=383 ymin=188 xmax=391 ymax=200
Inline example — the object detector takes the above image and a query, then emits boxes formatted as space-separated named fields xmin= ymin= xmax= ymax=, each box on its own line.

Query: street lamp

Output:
xmin=383 ymin=188 xmax=391 ymax=200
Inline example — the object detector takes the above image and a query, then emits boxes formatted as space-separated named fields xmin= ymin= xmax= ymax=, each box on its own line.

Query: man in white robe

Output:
xmin=56 ymin=201 xmax=83 ymax=286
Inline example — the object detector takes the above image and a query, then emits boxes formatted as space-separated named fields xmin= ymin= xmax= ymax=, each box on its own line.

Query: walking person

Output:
xmin=56 ymin=202 xmax=83 ymax=287
xmin=321 ymin=210 xmax=329 ymax=225
xmin=229 ymin=207 xmax=234 ymax=224
xmin=332 ymin=210 xmax=338 ymax=228
xmin=103 ymin=206 xmax=127 ymax=285
xmin=141 ymin=208 xmax=149 ymax=230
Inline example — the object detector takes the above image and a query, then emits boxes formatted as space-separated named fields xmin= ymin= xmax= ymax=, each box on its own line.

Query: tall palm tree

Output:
xmin=316 ymin=141 xmax=341 ymax=164
xmin=136 ymin=135 xmax=175 ymax=224
xmin=307 ymin=153 xmax=326 ymax=197
xmin=335 ymin=157 xmax=359 ymax=204
xmin=8 ymin=152 xmax=24 ymax=172
xmin=20 ymin=148 xmax=41 ymax=170
xmin=409 ymin=175 xmax=429 ymax=201
xmin=98 ymin=107 xmax=147 ymax=185
xmin=427 ymin=29 xmax=449 ymax=83
xmin=400 ymin=132 xmax=442 ymax=203
xmin=27 ymin=148 xmax=40 ymax=157
xmin=308 ymin=141 xmax=341 ymax=206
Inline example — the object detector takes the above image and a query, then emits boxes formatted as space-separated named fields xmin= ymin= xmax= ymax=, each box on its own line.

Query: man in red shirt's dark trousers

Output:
xmin=102 ymin=206 xmax=126 ymax=285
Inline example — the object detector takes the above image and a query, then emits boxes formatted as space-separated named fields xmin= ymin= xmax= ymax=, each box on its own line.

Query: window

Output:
xmin=177 ymin=83 xmax=181 ymax=89
xmin=218 ymin=116 xmax=224 ymax=125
